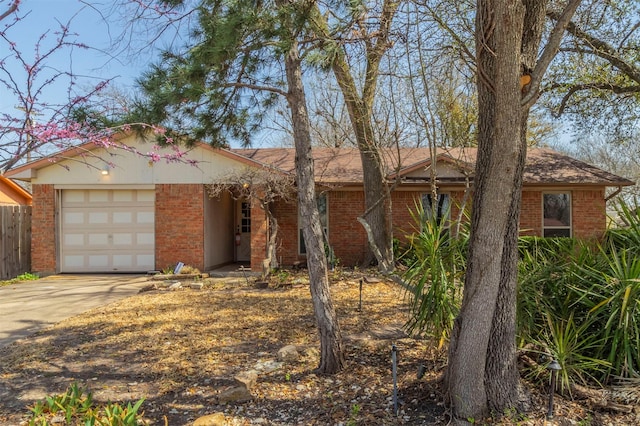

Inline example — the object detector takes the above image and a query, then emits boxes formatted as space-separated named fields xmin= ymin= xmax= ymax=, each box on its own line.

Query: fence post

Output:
xmin=0 ymin=206 xmax=32 ymax=280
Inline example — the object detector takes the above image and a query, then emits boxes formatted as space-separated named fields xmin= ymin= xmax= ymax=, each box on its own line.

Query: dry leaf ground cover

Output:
xmin=0 ymin=270 xmax=637 ymax=425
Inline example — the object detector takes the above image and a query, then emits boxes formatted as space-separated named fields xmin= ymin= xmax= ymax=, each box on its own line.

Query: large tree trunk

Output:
xmin=283 ymin=34 xmax=344 ymax=374
xmin=447 ymin=0 xmax=525 ymax=422
xmin=447 ymin=0 xmax=582 ymax=421
xmin=310 ymin=2 xmax=398 ymax=273
xmin=483 ymin=0 xmax=549 ymax=408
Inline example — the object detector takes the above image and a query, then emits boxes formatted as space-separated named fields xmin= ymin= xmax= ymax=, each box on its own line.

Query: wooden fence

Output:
xmin=0 ymin=205 xmax=32 ymax=280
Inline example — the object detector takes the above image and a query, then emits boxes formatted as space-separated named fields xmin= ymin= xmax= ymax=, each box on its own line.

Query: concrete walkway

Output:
xmin=0 ymin=275 xmax=149 ymax=348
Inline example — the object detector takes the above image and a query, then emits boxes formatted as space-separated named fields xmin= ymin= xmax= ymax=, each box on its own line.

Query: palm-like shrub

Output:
xmin=402 ymin=196 xmax=640 ymax=388
xmin=524 ymin=312 xmax=610 ymax=395
xmin=516 ymin=237 xmax=609 ymax=392
xmin=402 ymin=200 xmax=468 ymax=348
xmin=577 ymin=245 xmax=640 ymax=379
xmin=605 ymin=198 xmax=640 ymax=256
xmin=518 ymin=199 xmax=640 ymax=388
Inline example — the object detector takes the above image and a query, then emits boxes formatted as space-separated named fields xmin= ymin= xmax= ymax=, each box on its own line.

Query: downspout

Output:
xmin=605 ymin=186 xmax=623 ymax=202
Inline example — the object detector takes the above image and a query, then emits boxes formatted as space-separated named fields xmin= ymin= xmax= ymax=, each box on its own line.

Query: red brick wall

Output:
xmin=155 ymin=184 xmax=205 ymax=271
xmin=572 ymin=189 xmax=606 ymax=239
xmin=520 ymin=191 xmax=542 ymax=236
xmin=391 ymin=191 xmax=419 ymax=241
xmin=30 ymin=183 xmax=610 ymax=274
xmin=272 ymin=190 xmax=369 ymax=268
xmin=519 ymin=189 xmax=606 ymax=239
xmin=251 ymin=200 xmax=268 ymax=272
xmin=272 ymin=199 xmax=299 ymax=267
xmin=328 ymin=191 xmax=367 ymax=266
xmin=270 ymin=187 xmax=609 ymax=268
xmin=31 ymin=184 xmax=57 ymax=275
xmin=391 ymin=190 xmax=469 ymax=241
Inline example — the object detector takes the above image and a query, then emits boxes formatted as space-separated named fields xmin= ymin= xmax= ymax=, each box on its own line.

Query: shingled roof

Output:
xmin=231 ymin=147 xmax=634 ymax=187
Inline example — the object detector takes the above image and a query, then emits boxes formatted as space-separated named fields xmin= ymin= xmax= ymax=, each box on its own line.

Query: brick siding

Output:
xmin=155 ymin=184 xmax=205 ymax=271
xmin=271 ymin=187 xmax=609 ymax=268
xmin=250 ymin=199 xmax=268 ymax=272
xmin=29 ymin=183 xmax=610 ymax=274
xmin=520 ymin=191 xmax=542 ymax=236
xmin=31 ymin=184 xmax=57 ymax=275
xmin=572 ymin=189 xmax=606 ymax=239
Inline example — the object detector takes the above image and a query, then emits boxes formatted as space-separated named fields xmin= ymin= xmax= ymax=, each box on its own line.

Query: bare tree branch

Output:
xmin=522 ymin=0 xmax=583 ymax=108
xmin=548 ymin=10 xmax=640 ymax=85
xmin=0 ymin=0 xmax=18 ymax=22
xmin=552 ymin=82 xmax=640 ymax=116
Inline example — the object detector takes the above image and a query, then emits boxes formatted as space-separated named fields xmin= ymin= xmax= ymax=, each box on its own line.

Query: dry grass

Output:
xmin=0 ymin=270 xmax=637 ymax=425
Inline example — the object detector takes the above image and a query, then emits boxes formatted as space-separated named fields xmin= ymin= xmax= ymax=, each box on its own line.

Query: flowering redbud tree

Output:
xmin=0 ymin=0 xmax=192 ymax=174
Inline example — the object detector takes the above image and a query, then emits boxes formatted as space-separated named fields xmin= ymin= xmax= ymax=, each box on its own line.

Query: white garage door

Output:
xmin=61 ymin=189 xmax=155 ymax=273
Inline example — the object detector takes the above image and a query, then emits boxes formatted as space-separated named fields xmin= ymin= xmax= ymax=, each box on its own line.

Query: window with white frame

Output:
xmin=543 ymin=192 xmax=571 ymax=237
xmin=299 ymin=193 xmax=328 ymax=255
xmin=421 ymin=192 xmax=450 ymax=224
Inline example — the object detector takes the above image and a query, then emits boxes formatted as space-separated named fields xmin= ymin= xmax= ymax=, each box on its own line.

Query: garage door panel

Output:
xmin=61 ymin=189 xmax=155 ymax=273
xmin=137 ymin=233 xmax=154 ymax=245
xmin=88 ymin=212 xmax=109 ymax=224
xmin=113 ymin=191 xmax=133 ymax=202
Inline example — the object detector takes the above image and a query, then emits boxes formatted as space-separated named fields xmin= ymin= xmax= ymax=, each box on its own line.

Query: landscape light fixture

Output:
xmin=546 ymin=359 xmax=562 ymax=420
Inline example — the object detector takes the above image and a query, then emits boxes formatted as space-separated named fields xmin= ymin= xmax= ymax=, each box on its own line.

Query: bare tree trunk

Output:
xmin=264 ymin=203 xmax=279 ymax=271
xmin=447 ymin=0 xmax=525 ymax=422
xmin=283 ymin=32 xmax=344 ymax=374
xmin=310 ymin=3 xmax=398 ymax=273
xmin=446 ymin=0 xmax=583 ymax=421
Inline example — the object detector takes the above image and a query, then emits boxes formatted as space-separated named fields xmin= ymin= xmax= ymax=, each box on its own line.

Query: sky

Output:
xmin=1 ymin=0 xmax=577 ymax=152
xmin=0 ymin=0 xmax=285 ymax=149
xmin=0 ymin=0 xmax=170 ymax=125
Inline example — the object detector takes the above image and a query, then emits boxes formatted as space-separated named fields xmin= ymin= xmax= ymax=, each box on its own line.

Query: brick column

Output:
xmin=155 ymin=184 xmax=205 ymax=271
xmin=31 ymin=184 xmax=57 ymax=275
xmin=250 ymin=200 xmax=268 ymax=272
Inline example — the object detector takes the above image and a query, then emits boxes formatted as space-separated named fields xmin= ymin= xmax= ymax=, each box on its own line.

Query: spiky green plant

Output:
xmin=516 ymin=236 xmax=588 ymax=346
xmin=605 ymin=197 xmax=640 ymax=256
xmin=577 ymin=245 xmax=640 ymax=379
xmin=524 ymin=312 xmax=610 ymax=396
xmin=402 ymin=199 xmax=468 ymax=347
xmin=27 ymin=383 xmax=145 ymax=426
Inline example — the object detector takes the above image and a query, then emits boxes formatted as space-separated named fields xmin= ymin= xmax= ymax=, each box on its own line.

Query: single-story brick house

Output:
xmin=5 ymin=133 xmax=634 ymax=275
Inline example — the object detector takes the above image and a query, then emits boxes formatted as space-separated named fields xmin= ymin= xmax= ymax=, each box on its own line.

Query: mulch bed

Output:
xmin=0 ymin=269 xmax=637 ymax=425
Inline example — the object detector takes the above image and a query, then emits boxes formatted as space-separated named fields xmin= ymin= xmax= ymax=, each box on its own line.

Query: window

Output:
xmin=421 ymin=193 xmax=450 ymax=224
xmin=543 ymin=193 xmax=571 ymax=237
xmin=299 ymin=193 xmax=328 ymax=255
xmin=241 ymin=202 xmax=251 ymax=233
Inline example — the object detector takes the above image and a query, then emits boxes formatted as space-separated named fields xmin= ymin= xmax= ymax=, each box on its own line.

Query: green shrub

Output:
xmin=402 ymin=200 xmax=468 ymax=347
xmin=576 ymin=245 xmax=640 ymax=380
xmin=518 ymin=199 xmax=640 ymax=386
xmin=516 ymin=237 xmax=591 ymax=346
xmin=16 ymin=272 xmax=40 ymax=281
xmin=523 ymin=312 xmax=610 ymax=396
xmin=0 ymin=272 xmax=40 ymax=287
xmin=27 ymin=383 xmax=146 ymax=426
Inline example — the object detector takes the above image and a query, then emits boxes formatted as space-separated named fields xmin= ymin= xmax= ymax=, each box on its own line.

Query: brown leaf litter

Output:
xmin=0 ymin=270 xmax=638 ymax=425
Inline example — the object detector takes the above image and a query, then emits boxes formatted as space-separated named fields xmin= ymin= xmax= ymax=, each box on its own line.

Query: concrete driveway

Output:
xmin=0 ymin=275 xmax=149 ymax=348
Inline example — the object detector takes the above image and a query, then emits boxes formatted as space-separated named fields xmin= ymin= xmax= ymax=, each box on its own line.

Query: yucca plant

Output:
xmin=524 ymin=312 xmax=610 ymax=396
xmin=605 ymin=197 xmax=640 ymax=256
xmin=402 ymin=199 xmax=468 ymax=348
xmin=577 ymin=244 xmax=640 ymax=380
xmin=516 ymin=237 xmax=588 ymax=346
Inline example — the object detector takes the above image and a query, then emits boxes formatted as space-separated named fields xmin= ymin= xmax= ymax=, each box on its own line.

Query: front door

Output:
xmin=236 ymin=200 xmax=251 ymax=262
